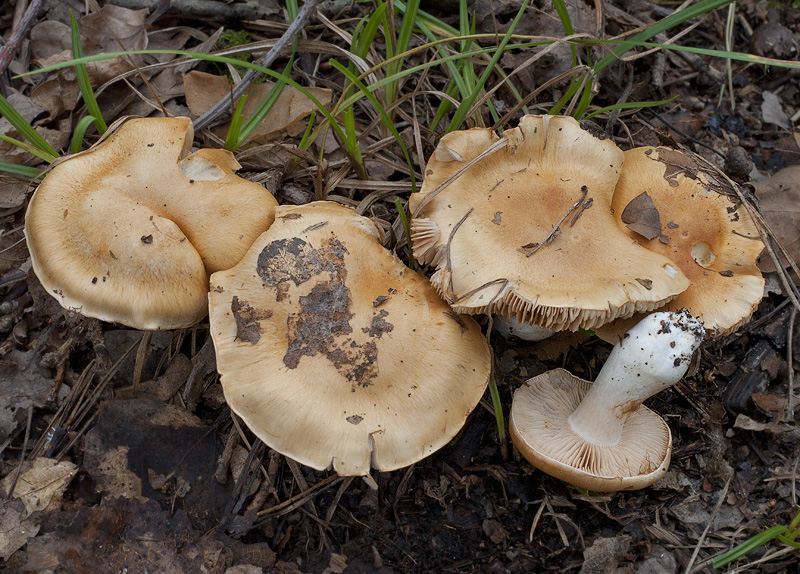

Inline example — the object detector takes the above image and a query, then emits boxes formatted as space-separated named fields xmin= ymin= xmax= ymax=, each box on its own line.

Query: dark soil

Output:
xmin=1 ymin=1 xmax=799 ymax=573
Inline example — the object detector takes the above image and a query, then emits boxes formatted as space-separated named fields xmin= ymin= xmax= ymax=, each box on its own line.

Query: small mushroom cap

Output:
xmin=25 ymin=117 xmax=278 ymax=329
xmin=409 ymin=115 xmax=690 ymax=331
xmin=510 ymin=368 xmax=671 ymax=492
xmin=597 ymin=147 xmax=765 ymax=341
xmin=209 ymin=201 xmax=492 ymax=476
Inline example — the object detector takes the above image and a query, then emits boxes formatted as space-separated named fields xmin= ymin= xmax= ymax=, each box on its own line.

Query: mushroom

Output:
xmin=24 ymin=116 xmax=278 ymax=329
xmin=409 ymin=115 xmax=690 ymax=332
xmin=510 ymin=309 xmax=705 ymax=491
xmin=208 ymin=201 xmax=492 ymax=476
xmin=596 ymin=147 xmax=764 ymax=342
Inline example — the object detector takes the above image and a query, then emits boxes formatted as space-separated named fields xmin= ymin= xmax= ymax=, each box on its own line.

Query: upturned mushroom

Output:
xmin=510 ymin=309 xmax=705 ymax=491
xmin=208 ymin=201 xmax=492 ymax=477
xmin=596 ymin=146 xmax=764 ymax=342
xmin=25 ymin=116 xmax=278 ymax=330
xmin=409 ymin=115 xmax=690 ymax=332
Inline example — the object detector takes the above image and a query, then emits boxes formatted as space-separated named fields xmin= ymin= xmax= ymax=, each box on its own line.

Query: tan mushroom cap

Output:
xmin=208 ymin=201 xmax=492 ymax=476
xmin=510 ymin=369 xmax=671 ymax=492
xmin=409 ymin=115 xmax=690 ymax=331
xmin=25 ymin=116 xmax=277 ymax=329
xmin=596 ymin=147 xmax=765 ymax=341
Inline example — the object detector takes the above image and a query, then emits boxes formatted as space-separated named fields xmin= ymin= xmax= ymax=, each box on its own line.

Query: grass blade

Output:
xmin=582 ymin=95 xmax=679 ymax=120
xmin=712 ymin=525 xmax=787 ymax=568
xmin=446 ymin=0 xmax=531 ymax=132
xmin=385 ymin=0 xmax=420 ymax=107
xmin=0 ymin=134 xmax=57 ymax=163
xmin=70 ymin=115 xmax=98 ymax=154
xmin=0 ymin=162 xmax=44 ymax=178
xmin=0 ymin=93 xmax=59 ymax=159
xmin=329 ymin=58 xmax=416 ymax=192
xmin=488 ymin=377 xmax=507 ymax=460
xmin=224 ymin=94 xmax=248 ymax=151
xmin=70 ymin=11 xmax=107 ymax=135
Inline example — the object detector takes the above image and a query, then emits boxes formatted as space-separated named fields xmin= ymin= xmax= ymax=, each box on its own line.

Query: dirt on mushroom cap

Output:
xmin=208 ymin=201 xmax=492 ymax=477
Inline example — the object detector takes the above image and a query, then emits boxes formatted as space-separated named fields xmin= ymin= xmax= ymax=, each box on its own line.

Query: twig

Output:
xmin=685 ymin=476 xmax=731 ymax=574
xmin=193 ymin=0 xmax=322 ymax=131
xmin=788 ymin=307 xmax=796 ymax=420
xmin=0 ymin=0 xmax=43 ymax=78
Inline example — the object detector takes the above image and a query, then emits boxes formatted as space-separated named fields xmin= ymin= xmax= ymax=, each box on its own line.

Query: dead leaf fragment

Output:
xmin=620 ymin=191 xmax=662 ymax=240
xmin=754 ymin=165 xmax=800 ymax=273
xmin=761 ymin=91 xmax=790 ymax=130
xmin=0 ymin=499 xmax=40 ymax=560
xmin=183 ymin=71 xmax=332 ymax=140
xmin=0 ymin=457 xmax=77 ymax=518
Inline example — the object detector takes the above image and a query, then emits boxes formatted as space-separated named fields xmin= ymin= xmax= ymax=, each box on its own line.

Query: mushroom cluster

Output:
xmin=23 ymin=113 xmax=766 ymax=489
xmin=409 ymin=114 xmax=765 ymax=490
xmin=24 ymin=117 xmax=493 ymax=480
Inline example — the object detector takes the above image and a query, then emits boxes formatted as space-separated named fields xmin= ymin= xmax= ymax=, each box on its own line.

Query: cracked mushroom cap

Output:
xmin=208 ymin=201 xmax=492 ymax=476
xmin=408 ymin=115 xmax=690 ymax=331
xmin=510 ymin=368 xmax=671 ymax=491
xmin=596 ymin=146 xmax=765 ymax=341
xmin=24 ymin=116 xmax=278 ymax=329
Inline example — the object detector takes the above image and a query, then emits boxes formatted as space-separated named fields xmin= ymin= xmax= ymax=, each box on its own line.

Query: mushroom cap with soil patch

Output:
xmin=208 ymin=201 xmax=492 ymax=476
xmin=596 ymin=146 xmax=764 ymax=342
xmin=24 ymin=116 xmax=278 ymax=330
xmin=408 ymin=115 xmax=690 ymax=332
xmin=510 ymin=309 xmax=705 ymax=492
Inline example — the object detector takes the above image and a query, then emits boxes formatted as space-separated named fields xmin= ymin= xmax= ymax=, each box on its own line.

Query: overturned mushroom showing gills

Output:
xmin=209 ymin=201 xmax=492 ymax=476
xmin=409 ymin=115 xmax=690 ymax=331
xmin=510 ymin=309 xmax=705 ymax=491
xmin=597 ymin=146 xmax=765 ymax=341
xmin=25 ymin=116 xmax=278 ymax=329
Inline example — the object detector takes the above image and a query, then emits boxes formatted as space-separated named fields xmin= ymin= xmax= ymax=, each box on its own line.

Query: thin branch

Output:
xmin=193 ymin=0 xmax=322 ymax=131
xmin=0 ymin=0 xmax=43 ymax=78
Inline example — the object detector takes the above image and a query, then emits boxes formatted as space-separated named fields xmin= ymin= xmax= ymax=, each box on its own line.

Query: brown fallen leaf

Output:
xmin=752 ymin=392 xmax=799 ymax=412
xmin=754 ymin=165 xmax=800 ymax=273
xmin=0 ymin=458 xmax=77 ymax=518
xmin=29 ymin=5 xmax=148 ymax=120
xmin=183 ymin=71 xmax=332 ymax=141
xmin=0 ymin=499 xmax=40 ymax=560
xmin=733 ymin=413 xmax=793 ymax=433
xmin=620 ymin=191 xmax=662 ymax=240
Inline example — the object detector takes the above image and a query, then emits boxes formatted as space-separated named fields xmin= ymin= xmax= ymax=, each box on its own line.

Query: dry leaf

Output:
xmin=761 ymin=91 xmax=790 ymax=130
xmin=0 ymin=457 xmax=77 ymax=518
xmin=752 ymin=392 xmax=798 ymax=412
xmin=183 ymin=71 xmax=332 ymax=140
xmin=733 ymin=413 xmax=788 ymax=433
xmin=753 ymin=165 xmax=800 ymax=273
xmin=0 ymin=499 xmax=40 ymax=560
xmin=620 ymin=191 xmax=662 ymax=240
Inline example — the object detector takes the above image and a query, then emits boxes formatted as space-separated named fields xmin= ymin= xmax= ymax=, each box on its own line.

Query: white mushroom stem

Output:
xmin=567 ymin=310 xmax=705 ymax=447
xmin=492 ymin=314 xmax=555 ymax=342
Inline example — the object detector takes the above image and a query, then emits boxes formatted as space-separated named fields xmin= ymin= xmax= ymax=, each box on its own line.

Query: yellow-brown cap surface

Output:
xmin=409 ymin=115 xmax=690 ymax=331
xmin=209 ymin=202 xmax=491 ymax=476
xmin=25 ymin=117 xmax=278 ymax=329
xmin=597 ymin=146 xmax=764 ymax=341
